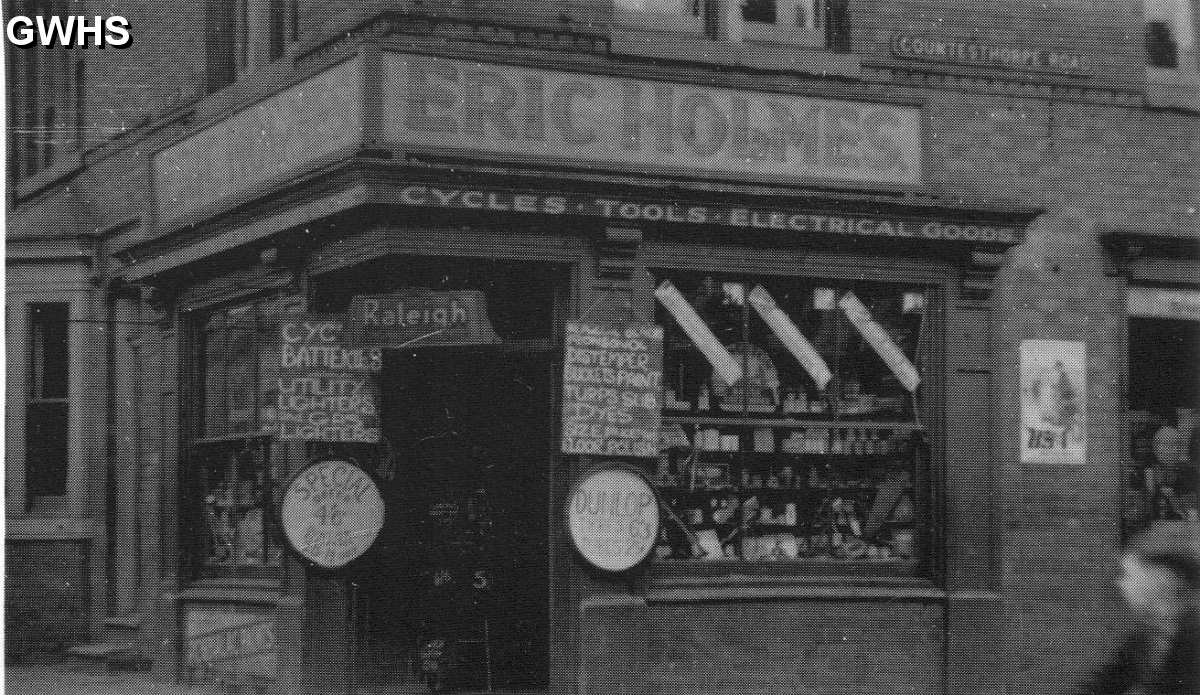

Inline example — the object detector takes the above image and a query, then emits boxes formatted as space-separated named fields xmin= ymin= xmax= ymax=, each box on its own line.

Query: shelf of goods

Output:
xmin=652 ymin=413 xmax=923 ymax=565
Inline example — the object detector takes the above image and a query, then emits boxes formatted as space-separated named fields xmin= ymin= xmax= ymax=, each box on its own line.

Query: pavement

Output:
xmin=5 ymin=661 xmax=226 ymax=695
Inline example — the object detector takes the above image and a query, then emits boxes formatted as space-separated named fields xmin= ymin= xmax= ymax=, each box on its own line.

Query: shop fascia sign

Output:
xmin=383 ymin=52 xmax=921 ymax=186
xmin=890 ymin=33 xmax=1091 ymax=75
xmin=1128 ymin=287 xmax=1200 ymax=322
xmin=392 ymin=183 xmax=1022 ymax=245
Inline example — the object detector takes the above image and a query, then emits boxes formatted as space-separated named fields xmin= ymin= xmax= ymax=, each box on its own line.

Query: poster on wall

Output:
xmin=1020 ymin=339 xmax=1087 ymax=465
xmin=560 ymin=322 xmax=664 ymax=458
xmin=266 ymin=315 xmax=382 ymax=443
xmin=278 ymin=458 xmax=385 ymax=569
xmin=566 ymin=467 xmax=660 ymax=573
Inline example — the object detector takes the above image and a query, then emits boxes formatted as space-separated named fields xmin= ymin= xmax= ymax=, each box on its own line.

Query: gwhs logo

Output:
xmin=6 ymin=15 xmax=131 ymax=48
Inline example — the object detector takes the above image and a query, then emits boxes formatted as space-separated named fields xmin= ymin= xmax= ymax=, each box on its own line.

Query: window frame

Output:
xmin=206 ymin=0 xmax=298 ymax=92
xmin=6 ymin=296 xmax=86 ymax=517
xmin=1145 ymin=0 xmax=1199 ymax=72
xmin=739 ymin=0 xmax=826 ymax=48
xmin=25 ymin=303 xmax=72 ymax=502
xmin=183 ymin=294 xmax=298 ymax=582
xmin=638 ymin=243 xmax=949 ymax=591
xmin=614 ymin=0 xmax=841 ymax=48
xmin=6 ymin=0 xmax=81 ymax=180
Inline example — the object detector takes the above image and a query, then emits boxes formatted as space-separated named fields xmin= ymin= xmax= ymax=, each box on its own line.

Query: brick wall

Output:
xmin=82 ymin=0 xmax=207 ymax=138
xmin=5 ymin=541 xmax=89 ymax=649
xmin=992 ymin=214 xmax=1130 ymax=695
xmin=582 ymin=599 xmax=947 ymax=695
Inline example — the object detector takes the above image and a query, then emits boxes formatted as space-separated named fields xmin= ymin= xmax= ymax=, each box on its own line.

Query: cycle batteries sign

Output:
xmin=279 ymin=459 xmax=384 ymax=569
xmin=567 ymin=467 xmax=660 ymax=572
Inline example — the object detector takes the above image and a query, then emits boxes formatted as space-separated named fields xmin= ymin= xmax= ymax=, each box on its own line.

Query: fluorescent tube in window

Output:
xmin=747 ymin=285 xmax=832 ymax=391
xmin=837 ymin=291 xmax=921 ymax=393
xmin=655 ymin=280 xmax=743 ymax=386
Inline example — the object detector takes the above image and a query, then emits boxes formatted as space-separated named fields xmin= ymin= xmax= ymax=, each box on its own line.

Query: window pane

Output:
xmin=31 ymin=303 xmax=70 ymax=399
xmin=197 ymin=441 xmax=282 ymax=572
xmin=1147 ymin=21 xmax=1180 ymax=68
xmin=653 ymin=272 xmax=927 ymax=568
xmin=743 ymin=0 xmax=777 ymax=24
xmin=26 ymin=401 xmax=68 ymax=497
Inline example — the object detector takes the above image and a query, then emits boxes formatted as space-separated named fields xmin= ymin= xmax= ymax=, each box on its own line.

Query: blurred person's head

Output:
xmin=1118 ymin=522 xmax=1200 ymax=620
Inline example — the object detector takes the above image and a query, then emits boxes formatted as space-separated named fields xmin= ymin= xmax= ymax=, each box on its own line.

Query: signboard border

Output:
xmin=564 ymin=464 xmax=662 ymax=574
xmin=275 ymin=455 xmax=385 ymax=571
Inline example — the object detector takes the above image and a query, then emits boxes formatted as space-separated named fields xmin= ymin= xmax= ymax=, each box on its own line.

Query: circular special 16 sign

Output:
xmin=566 ymin=467 xmax=660 ymax=573
xmin=279 ymin=458 xmax=384 ymax=569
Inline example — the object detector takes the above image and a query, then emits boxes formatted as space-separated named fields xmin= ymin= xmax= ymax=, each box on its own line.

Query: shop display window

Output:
xmin=193 ymin=438 xmax=284 ymax=574
xmin=651 ymin=272 xmax=931 ymax=568
xmin=1124 ymin=316 xmax=1199 ymax=535
xmin=190 ymin=295 xmax=298 ymax=577
xmin=199 ymin=303 xmax=277 ymax=439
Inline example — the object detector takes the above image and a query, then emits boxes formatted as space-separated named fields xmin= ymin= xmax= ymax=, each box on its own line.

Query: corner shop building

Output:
xmin=9 ymin=31 xmax=1197 ymax=695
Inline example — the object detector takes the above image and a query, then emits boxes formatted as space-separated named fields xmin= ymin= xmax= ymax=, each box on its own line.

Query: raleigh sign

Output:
xmin=346 ymin=290 xmax=502 ymax=348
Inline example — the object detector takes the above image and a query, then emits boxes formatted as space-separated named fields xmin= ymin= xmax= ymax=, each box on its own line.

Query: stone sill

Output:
xmin=1146 ymin=68 xmax=1200 ymax=112
xmin=6 ymin=516 xmax=100 ymax=540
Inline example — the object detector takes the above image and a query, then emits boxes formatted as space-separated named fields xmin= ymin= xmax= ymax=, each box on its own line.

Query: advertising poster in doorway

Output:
xmin=1020 ymin=339 xmax=1087 ymax=465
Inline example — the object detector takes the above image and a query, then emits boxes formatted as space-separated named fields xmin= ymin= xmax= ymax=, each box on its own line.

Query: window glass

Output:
xmin=738 ymin=0 xmax=829 ymax=45
xmin=652 ymin=272 xmax=929 ymax=567
xmin=195 ymin=439 xmax=284 ymax=574
xmin=192 ymin=295 xmax=297 ymax=577
xmin=7 ymin=0 xmax=77 ymax=178
xmin=27 ymin=303 xmax=70 ymax=498
xmin=1145 ymin=0 xmax=1198 ymax=70
xmin=743 ymin=0 xmax=822 ymax=30
xmin=1126 ymin=316 xmax=1199 ymax=533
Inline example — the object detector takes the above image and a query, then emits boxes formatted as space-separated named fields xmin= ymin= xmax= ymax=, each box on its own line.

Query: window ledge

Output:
xmin=645 ymin=559 xmax=936 ymax=602
xmin=12 ymin=152 xmax=84 ymax=206
xmin=610 ymin=28 xmax=860 ymax=79
xmin=1146 ymin=67 xmax=1200 ymax=111
xmin=646 ymin=571 xmax=941 ymax=602
xmin=181 ymin=579 xmax=283 ymax=605
xmin=5 ymin=515 xmax=99 ymax=540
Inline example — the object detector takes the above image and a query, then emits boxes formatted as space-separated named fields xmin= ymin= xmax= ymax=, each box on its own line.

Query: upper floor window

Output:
xmin=6 ymin=0 xmax=81 ymax=179
xmin=616 ymin=0 xmax=849 ymax=51
xmin=1145 ymin=0 xmax=1198 ymax=72
xmin=207 ymin=0 xmax=298 ymax=91
xmin=26 ymin=303 xmax=70 ymax=500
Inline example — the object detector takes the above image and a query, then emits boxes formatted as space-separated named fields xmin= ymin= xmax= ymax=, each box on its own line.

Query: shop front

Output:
xmin=1109 ymin=235 xmax=1200 ymax=537
xmin=128 ymin=44 xmax=1043 ymax=695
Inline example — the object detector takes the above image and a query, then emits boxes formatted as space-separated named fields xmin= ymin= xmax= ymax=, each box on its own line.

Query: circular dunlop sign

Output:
xmin=567 ymin=466 xmax=660 ymax=573
xmin=279 ymin=458 xmax=384 ymax=570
